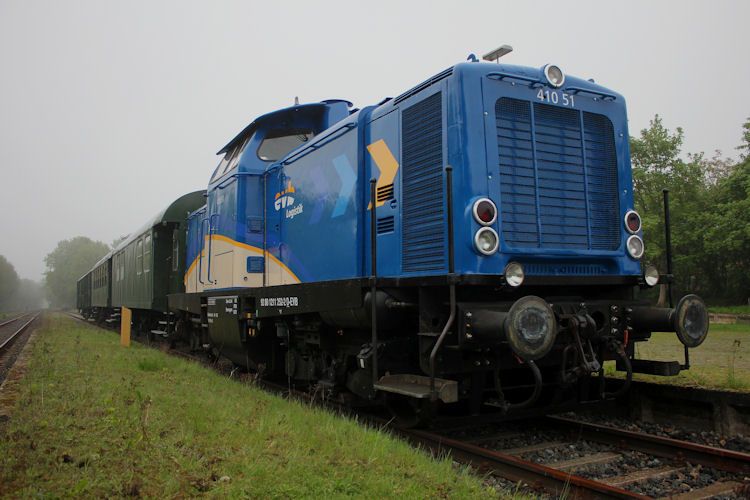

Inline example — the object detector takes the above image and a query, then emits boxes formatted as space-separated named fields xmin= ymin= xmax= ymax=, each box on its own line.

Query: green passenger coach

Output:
xmin=107 ymin=190 xmax=205 ymax=333
xmin=91 ymin=254 xmax=112 ymax=309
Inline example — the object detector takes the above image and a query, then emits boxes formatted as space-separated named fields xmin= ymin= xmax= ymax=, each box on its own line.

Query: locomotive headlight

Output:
xmin=644 ymin=265 xmax=659 ymax=287
xmin=626 ymin=235 xmax=645 ymax=259
xmin=504 ymin=261 xmax=525 ymax=287
xmin=504 ymin=295 xmax=557 ymax=360
xmin=674 ymin=294 xmax=709 ymax=348
xmin=543 ymin=64 xmax=565 ymax=88
xmin=475 ymin=227 xmax=499 ymax=255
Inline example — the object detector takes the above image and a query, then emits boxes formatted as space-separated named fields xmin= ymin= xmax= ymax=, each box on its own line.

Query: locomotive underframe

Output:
xmin=165 ymin=275 xmax=684 ymax=419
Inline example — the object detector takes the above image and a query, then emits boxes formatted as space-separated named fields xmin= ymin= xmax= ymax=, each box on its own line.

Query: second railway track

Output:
xmin=0 ymin=312 xmax=41 ymax=386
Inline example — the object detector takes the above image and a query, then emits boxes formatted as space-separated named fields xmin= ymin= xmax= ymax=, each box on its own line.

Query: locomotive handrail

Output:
xmin=429 ymin=166 xmax=456 ymax=401
xmin=206 ymin=213 xmax=219 ymax=284
xmin=198 ymin=218 xmax=208 ymax=285
xmin=563 ymin=86 xmax=617 ymax=101
xmin=214 ymin=174 xmax=239 ymax=191
xmin=213 ymin=171 xmax=263 ymax=191
xmin=486 ymin=71 xmax=543 ymax=87
xmin=281 ymin=122 xmax=357 ymax=166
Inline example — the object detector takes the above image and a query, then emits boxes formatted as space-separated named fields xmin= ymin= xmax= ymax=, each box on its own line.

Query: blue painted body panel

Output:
xmin=187 ymin=61 xmax=642 ymax=286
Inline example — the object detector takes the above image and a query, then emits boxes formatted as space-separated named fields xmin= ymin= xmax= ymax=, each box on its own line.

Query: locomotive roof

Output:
xmin=217 ymin=100 xmax=353 ymax=155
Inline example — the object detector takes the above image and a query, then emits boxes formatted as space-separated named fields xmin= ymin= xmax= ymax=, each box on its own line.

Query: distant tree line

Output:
xmin=44 ymin=237 xmax=110 ymax=308
xmin=632 ymin=116 xmax=750 ymax=305
xmin=0 ymin=255 xmax=45 ymax=312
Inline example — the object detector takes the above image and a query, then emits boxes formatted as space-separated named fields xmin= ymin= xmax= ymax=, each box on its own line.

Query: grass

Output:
xmin=0 ymin=314 xmax=500 ymax=498
xmin=607 ymin=323 xmax=750 ymax=391
xmin=708 ymin=305 xmax=750 ymax=315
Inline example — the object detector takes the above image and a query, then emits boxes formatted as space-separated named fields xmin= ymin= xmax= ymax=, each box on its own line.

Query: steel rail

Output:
xmin=0 ymin=312 xmax=39 ymax=353
xmin=0 ymin=313 xmax=29 ymax=329
xmin=547 ymin=415 xmax=750 ymax=475
xmin=397 ymin=426 xmax=647 ymax=499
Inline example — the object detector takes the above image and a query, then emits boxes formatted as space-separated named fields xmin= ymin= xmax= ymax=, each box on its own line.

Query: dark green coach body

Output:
xmin=111 ymin=191 xmax=205 ymax=312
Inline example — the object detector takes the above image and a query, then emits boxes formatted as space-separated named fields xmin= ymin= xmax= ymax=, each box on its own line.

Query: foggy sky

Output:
xmin=1 ymin=0 xmax=748 ymax=281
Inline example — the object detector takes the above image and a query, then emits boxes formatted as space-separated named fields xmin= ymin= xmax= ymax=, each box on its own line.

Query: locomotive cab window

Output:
xmin=211 ymin=134 xmax=254 ymax=183
xmin=257 ymin=128 xmax=313 ymax=162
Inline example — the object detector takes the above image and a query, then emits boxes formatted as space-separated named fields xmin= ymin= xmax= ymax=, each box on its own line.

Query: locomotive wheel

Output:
xmin=384 ymin=393 xmax=435 ymax=428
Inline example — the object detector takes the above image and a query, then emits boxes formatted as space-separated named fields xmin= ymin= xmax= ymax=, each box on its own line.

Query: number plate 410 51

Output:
xmin=537 ymin=89 xmax=575 ymax=107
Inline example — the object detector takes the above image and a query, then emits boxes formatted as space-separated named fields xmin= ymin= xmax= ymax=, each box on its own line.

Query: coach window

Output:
xmin=144 ymin=234 xmax=151 ymax=273
xmin=136 ymin=239 xmax=143 ymax=275
xmin=257 ymin=129 xmax=313 ymax=162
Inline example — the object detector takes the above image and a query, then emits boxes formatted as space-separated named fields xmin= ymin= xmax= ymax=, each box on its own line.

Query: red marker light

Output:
xmin=624 ymin=210 xmax=641 ymax=234
xmin=473 ymin=198 xmax=497 ymax=226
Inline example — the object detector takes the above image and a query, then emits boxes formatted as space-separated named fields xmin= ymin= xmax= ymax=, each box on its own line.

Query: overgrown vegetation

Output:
xmin=631 ymin=116 xmax=750 ymax=305
xmin=0 ymin=315 xmax=497 ymax=498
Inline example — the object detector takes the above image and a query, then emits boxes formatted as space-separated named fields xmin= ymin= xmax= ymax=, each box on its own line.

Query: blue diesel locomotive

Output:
xmin=82 ymin=50 xmax=710 ymax=424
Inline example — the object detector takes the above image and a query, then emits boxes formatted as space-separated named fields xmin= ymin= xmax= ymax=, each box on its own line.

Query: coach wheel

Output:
xmin=384 ymin=393 xmax=435 ymax=428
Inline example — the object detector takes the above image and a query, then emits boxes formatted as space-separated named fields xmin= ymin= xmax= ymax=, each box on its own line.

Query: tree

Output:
xmin=11 ymin=279 xmax=46 ymax=311
xmin=44 ymin=236 xmax=110 ymax=308
xmin=738 ymin=116 xmax=750 ymax=160
xmin=0 ymin=255 xmax=20 ymax=311
xmin=702 ymin=145 xmax=750 ymax=303
xmin=630 ymin=116 xmax=711 ymax=302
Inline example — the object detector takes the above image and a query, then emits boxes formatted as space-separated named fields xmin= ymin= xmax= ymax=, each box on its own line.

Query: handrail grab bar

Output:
xmin=206 ymin=214 xmax=219 ymax=284
xmin=198 ymin=218 xmax=208 ymax=285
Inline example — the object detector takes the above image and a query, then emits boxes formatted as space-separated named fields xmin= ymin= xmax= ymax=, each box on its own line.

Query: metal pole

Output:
xmin=429 ymin=167 xmax=456 ymax=400
xmin=662 ymin=189 xmax=674 ymax=309
xmin=370 ymin=179 xmax=378 ymax=386
xmin=664 ymin=189 xmax=690 ymax=369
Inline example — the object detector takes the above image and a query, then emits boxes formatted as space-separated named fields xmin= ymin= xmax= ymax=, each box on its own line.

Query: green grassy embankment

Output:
xmin=606 ymin=323 xmax=750 ymax=391
xmin=709 ymin=305 xmax=750 ymax=315
xmin=0 ymin=314 xmax=496 ymax=498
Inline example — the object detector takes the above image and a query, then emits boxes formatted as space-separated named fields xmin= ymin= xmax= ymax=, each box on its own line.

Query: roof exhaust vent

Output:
xmin=482 ymin=44 xmax=513 ymax=63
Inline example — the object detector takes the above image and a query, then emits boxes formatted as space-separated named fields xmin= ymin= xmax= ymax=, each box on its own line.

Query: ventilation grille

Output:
xmin=377 ymin=216 xmax=395 ymax=234
xmin=583 ymin=112 xmax=620 ymax=250
xmin=377 ymin=183 xmax=394 ymax=202
xmin=496 ymin=98 xmax=619 ymax=251
xmin=401 ymin=92 xmax=445 ymax=272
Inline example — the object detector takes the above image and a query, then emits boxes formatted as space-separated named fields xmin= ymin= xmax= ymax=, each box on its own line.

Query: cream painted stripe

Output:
xmin=183 ymin=235 xmax=301 ymax=285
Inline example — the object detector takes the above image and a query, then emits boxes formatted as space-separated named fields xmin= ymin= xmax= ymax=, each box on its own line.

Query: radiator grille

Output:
xmin=377 ymin=183 xmax=394 ymax=202
xmin=496 ymin=98 xmax=619 ymax=251
xmin=377 ymin=216 xmax=395 ymax=234
xmin=401 ymin=92 xmax=445 ymax=272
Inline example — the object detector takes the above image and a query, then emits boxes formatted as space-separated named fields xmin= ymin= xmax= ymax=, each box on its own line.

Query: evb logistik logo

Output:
xmin=274 ymin=180 xmax=303 ymax=219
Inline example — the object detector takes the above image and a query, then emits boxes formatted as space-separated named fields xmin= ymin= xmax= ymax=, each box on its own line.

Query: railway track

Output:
xmin=0 ymin=312 xmax=41 ymax=385
xmin=412 ymin=416 xmax=749 ymax=499
xmin=0 ymin=313 xmax=30 ymax=329
xmin=0 ymin=313 xmax=39 ymax=354
xmin=63 ymin=312 xmax=749 ymax=498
